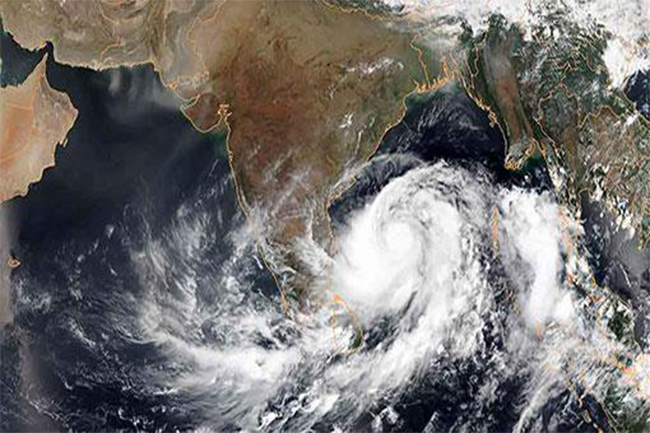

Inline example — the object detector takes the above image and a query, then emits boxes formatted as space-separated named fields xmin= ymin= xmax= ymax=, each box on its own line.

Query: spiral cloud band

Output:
xmin=124 ymin=158 xmax=649 ymax=431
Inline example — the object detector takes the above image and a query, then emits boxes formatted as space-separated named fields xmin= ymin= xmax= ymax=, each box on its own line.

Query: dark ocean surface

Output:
xmin=0 ymin=22 xmax=44 ymax=88
xmin=329 ymin=84 xmax=553 ymax=233
xmin=626 ymin=69 xmax=650 ymax=121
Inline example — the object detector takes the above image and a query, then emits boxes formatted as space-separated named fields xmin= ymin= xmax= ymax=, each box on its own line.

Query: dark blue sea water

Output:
xmin=626 ymin=69 xmax=650 ymax=121
xmin=329 ymin=85 xmax=553 ymax=234
xmin=0 ymin=22 xmax=44 ymax=88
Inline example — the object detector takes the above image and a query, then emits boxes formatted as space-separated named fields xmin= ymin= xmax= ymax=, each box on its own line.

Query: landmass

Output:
xmin=179 ymin=0 xmax=437 ymax=295
xmin=464 ymin=14 xmax=650 ymax=248
xmin=0 ymin=53 xmax=78 ymax=201
xmin=0 ymin=0 xmax=453 ymax=298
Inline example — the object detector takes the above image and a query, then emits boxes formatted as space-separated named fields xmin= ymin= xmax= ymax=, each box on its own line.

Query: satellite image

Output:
xmin=0 ymin=0 xmax=649 ymax=431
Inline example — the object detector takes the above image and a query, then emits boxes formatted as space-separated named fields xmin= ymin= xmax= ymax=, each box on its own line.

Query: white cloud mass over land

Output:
xmin=386 ymin=0 xmax=650 ymax=88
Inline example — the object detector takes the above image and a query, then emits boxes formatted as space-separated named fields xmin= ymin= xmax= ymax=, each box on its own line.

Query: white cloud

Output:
xmin=603 ymin=37 xmax=650 ymax=88
xmin=387 ymin=0 xmax=650 ymax=87
xmin=123 ymin=158 xmax=643 ymax=429
xmin=498 ymin=189 xmax=568 ymax=330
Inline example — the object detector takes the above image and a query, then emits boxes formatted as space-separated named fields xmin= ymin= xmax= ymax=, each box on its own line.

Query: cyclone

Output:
xmin=126 ymin=159 xmax=607 ymax=431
